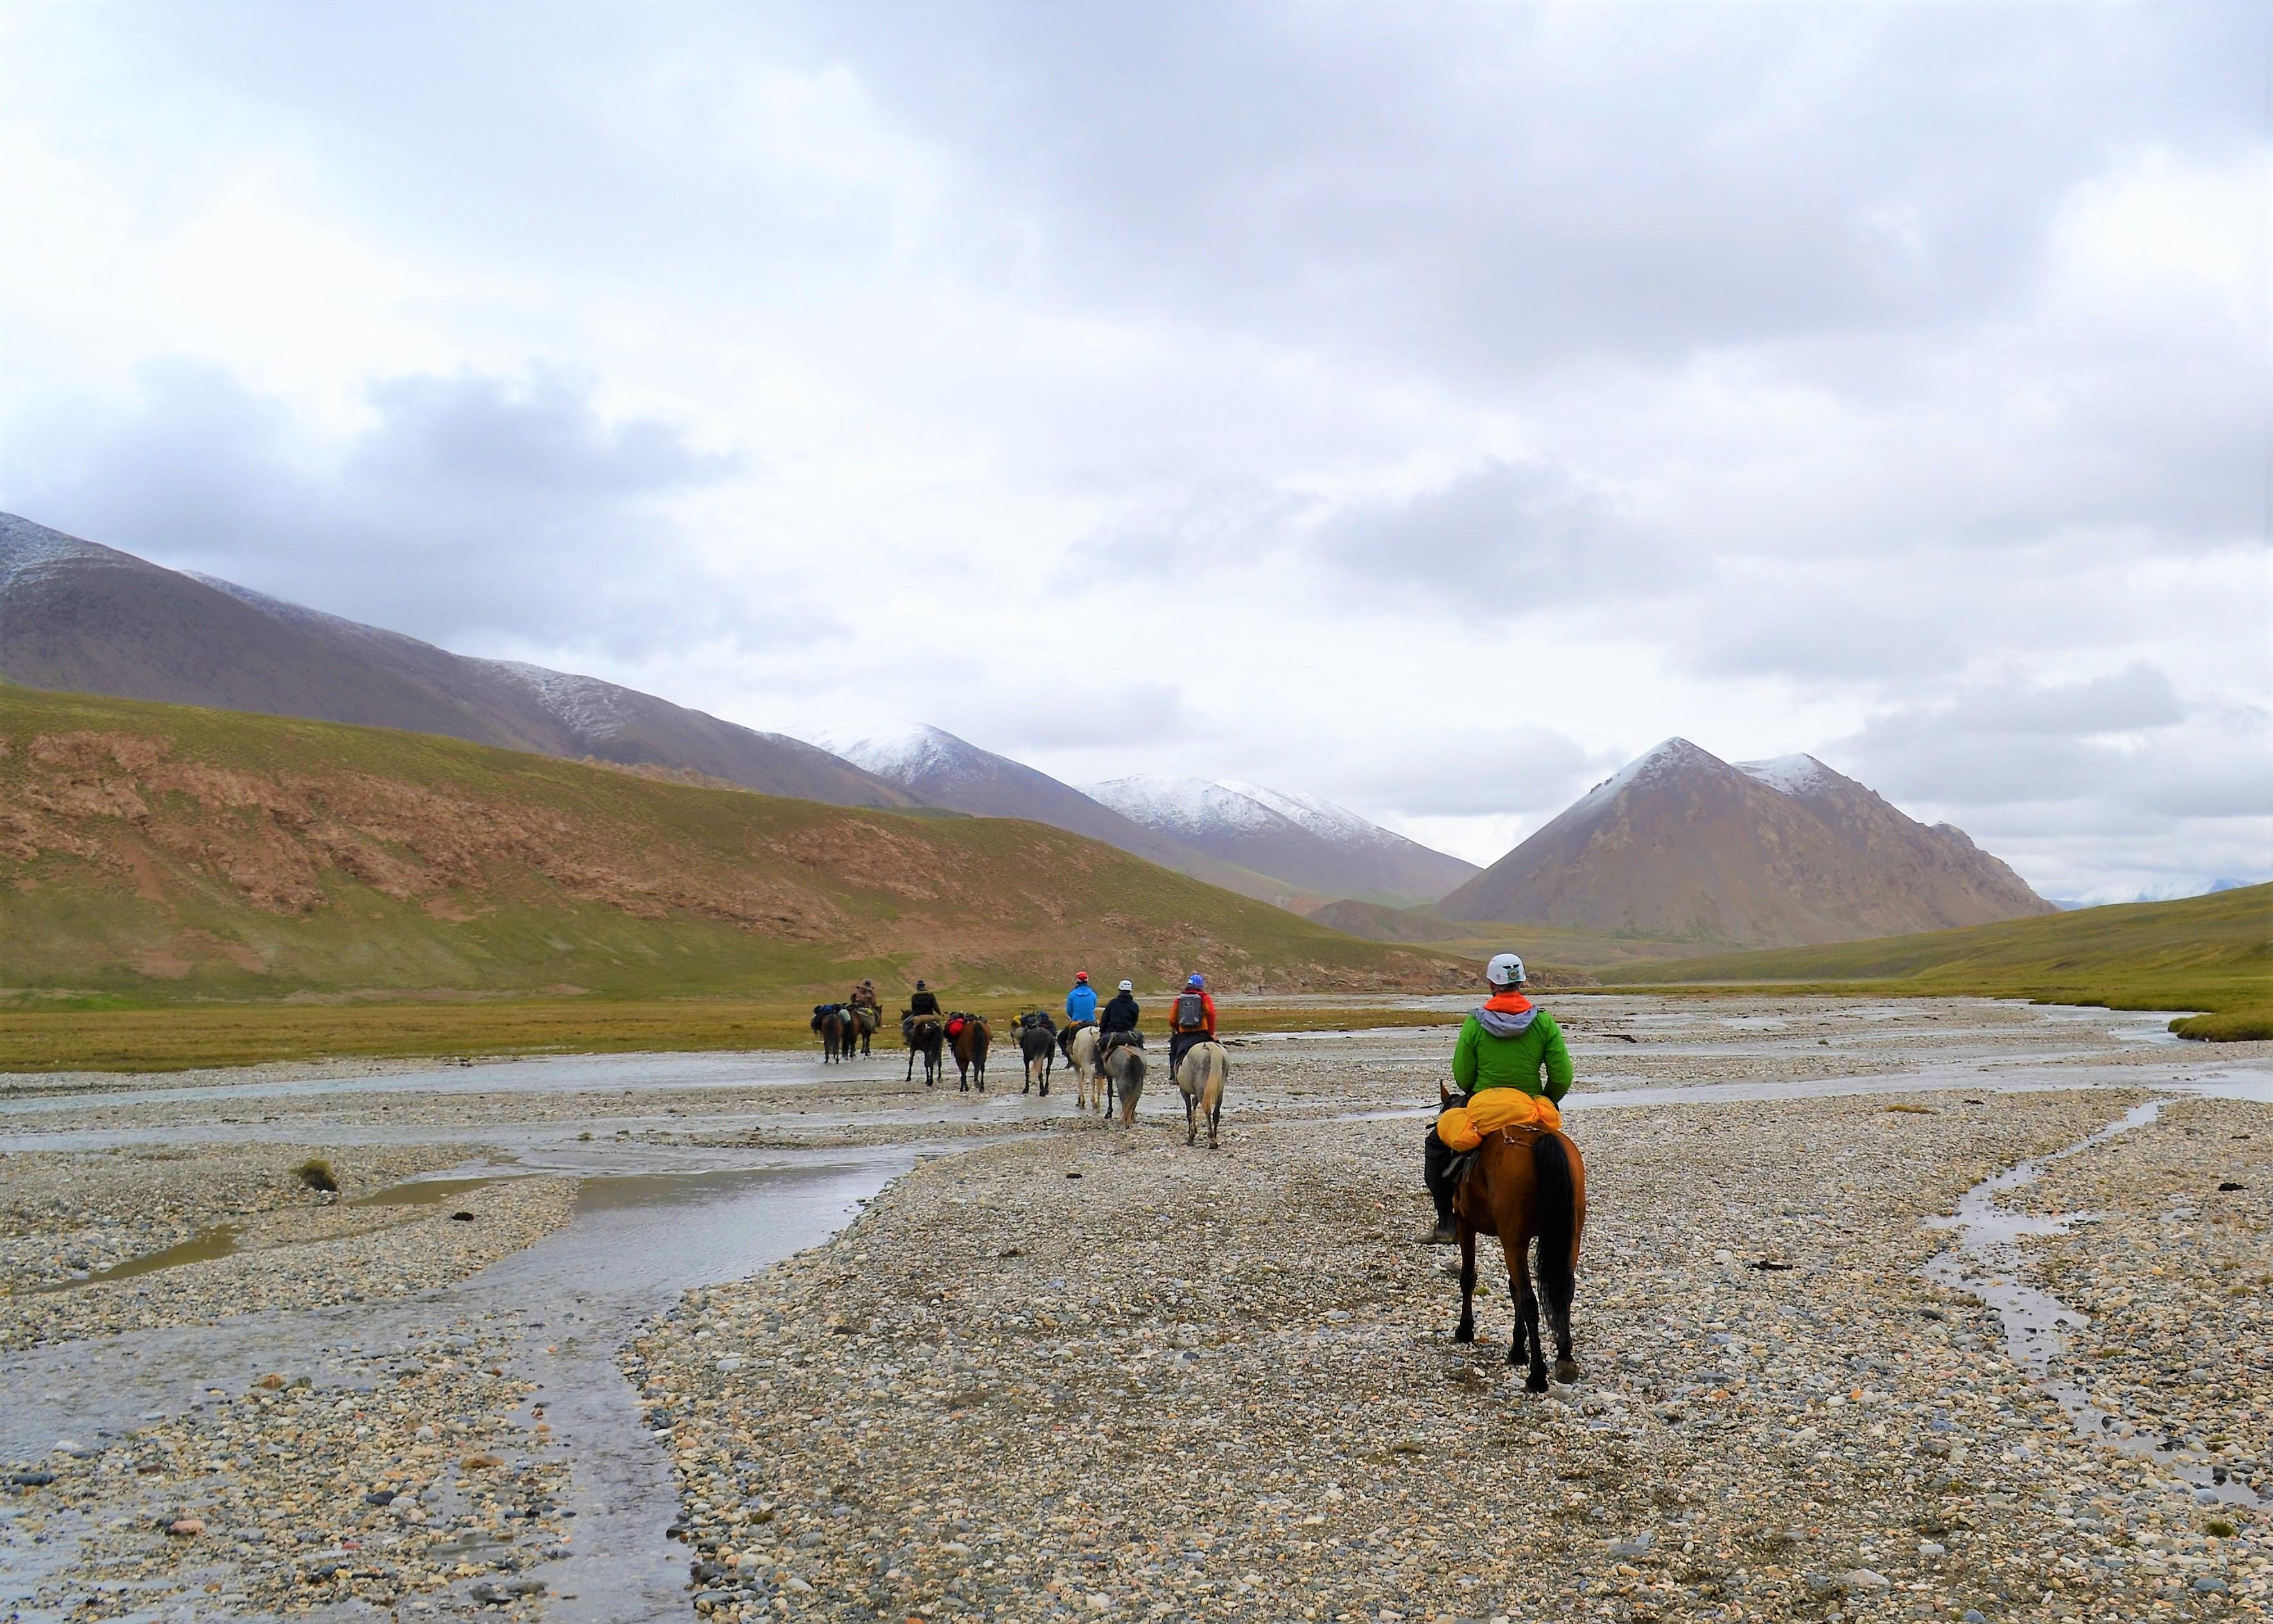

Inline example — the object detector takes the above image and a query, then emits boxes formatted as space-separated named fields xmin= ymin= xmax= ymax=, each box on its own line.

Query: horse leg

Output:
xmin=1454 ymin=1225 xmax=1476 ymax=1343
xmin=1184 ymin=1088 xmax=1196 ymax=1146
xmin=1510 ymin=1234 xmax=1547 ymax=1390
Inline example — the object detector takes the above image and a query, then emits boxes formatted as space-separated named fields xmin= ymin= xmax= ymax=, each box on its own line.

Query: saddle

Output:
xmin=1101 ymin=1029 xmax=1144 ymax=1053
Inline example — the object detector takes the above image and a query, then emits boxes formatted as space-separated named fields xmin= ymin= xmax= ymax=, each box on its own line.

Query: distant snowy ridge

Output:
xmin=1084 ymin=775 xmax=1293 ymax=839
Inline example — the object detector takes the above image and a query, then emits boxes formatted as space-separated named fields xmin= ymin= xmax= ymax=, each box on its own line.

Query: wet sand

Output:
xmin=1 ymin=997 xmax=2267 ymax=1622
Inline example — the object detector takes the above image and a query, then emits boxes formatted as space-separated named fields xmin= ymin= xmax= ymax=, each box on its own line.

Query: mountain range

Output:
xmin=0 ymin=511 xmax=2061 ymax=957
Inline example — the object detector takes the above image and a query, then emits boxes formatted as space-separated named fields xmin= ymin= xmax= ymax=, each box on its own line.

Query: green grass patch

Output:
xmin=1608 ymin=883 xmax=2271 ymax=1041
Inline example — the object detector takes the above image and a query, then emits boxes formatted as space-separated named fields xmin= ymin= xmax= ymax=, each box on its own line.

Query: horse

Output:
xmin=1450 ymin=1101 xmax=1587 ymax=1392
xmin=1018 ymin=1014 xmax=1057 ymax=1095
xmin=1172 ymin=1040 xmax=1228 ymax=1148
xmin=811 ymin=1004 xmax=853 ymax=1064
xmin=901 ymin=1011 xmax=946 ymax=1087
xmin=1068 ymin=1026 xmax=1106 ymax=1112
xmin=948 ymin=1014 xmax=991 ymax=1092
xmin=849 ymin=1003 xmax=880 ymax=1057
xmin=1102 ymin=1036 xmax=1146 ymax=1128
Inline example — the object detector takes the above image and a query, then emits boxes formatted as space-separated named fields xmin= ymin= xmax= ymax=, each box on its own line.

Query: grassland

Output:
xmin=0 ymin=685 xmax=1474 ymax=1069
xmin=0 ymin=995 xmax=1471 ymax=1076
xmin=1612 ymin=882 xmax=2272 ymax=1040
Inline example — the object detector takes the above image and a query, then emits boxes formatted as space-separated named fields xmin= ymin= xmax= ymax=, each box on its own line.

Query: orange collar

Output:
xmin=1484 ymin=991 xmax=1533 ymax=1015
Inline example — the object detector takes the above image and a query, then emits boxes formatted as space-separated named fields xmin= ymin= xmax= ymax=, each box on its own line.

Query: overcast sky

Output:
xmin=2 ymin=1 xmax=2266 ymax=902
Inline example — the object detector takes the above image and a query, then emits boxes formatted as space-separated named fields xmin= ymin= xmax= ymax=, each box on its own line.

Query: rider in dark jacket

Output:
xmin=1097 ymin=981 xmax=1140 ymax=1047
xmin=908 ymin=981 xmax=942 ymax=1020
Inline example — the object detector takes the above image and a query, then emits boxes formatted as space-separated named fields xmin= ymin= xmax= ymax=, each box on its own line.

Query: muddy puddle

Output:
xmin=1924 ymin=1099 xmax=2267 ymax=1509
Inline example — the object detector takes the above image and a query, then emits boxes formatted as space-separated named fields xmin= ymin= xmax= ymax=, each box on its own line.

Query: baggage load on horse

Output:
xmin=1436 ymin=1090 xmax=1562 ymax=1151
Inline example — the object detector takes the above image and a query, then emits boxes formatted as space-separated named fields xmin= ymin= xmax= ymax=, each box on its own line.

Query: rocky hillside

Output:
xmin=0 ymin=512 xmax=914 ymax=809
xmin=0 ymin=686 xmax=1463 ymax=998
xmin=1436 ymin=738 xmax=2054 ymax=948
xmin=1086 ymin=775 xmax=1476 ymax=907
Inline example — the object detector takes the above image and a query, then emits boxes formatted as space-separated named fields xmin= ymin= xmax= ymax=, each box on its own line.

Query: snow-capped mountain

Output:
xmin=0 ymin=512 xmax=917 ymax=809
xmin=1436 ymin=738 xmax=2053 ymax=946
xmin=1086 ymin=774 xmax=1477 ymax=905
xmin=815 ymin=725 xmax=1299 ymax=906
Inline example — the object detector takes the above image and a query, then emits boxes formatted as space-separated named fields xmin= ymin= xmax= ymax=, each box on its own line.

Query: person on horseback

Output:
xmin=1098 ymin=978 xmax=1142 ymax=1056
xmin=1060 ymin=970 xmax=1098 ymax=1061
xmin=1167 ymin=972 xmax=1217 ymax=1080
xmin=908 ymin=980 xmax=942 ymax=1020
xmin=1424 ymin=952 xmax=1572 ymax=1244
xmin=848 ymin=979 xmax=879 ymax=1013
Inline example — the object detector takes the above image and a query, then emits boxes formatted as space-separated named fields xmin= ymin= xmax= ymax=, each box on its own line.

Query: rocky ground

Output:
xmin=1 ymin=997 xmax=2265 ymax=1622
xmin=637 ymin=1084 xmax=2271 ymax=1624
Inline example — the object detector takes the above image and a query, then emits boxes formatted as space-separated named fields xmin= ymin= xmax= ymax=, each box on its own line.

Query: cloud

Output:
xmin=1309 ymin=459 xmax=1689 ymax=606
xmin=1 ymin=362 xmax=751 ymax=656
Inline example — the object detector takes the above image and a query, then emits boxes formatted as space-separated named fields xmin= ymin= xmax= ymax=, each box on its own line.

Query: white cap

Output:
xmin=1486 ymin=952 xmax=1526 ymax=987
xmin=1118 ymin=979 xmax=1135 ymax=993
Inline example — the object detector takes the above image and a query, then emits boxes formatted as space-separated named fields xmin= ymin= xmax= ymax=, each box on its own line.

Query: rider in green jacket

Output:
xmin=1427 ymin=952 xmax=1572 ymax=1243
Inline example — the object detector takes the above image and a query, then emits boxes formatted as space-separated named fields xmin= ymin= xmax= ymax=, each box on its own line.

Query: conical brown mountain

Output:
xmin=1434 ymin=738 xmax=2053 ymax=947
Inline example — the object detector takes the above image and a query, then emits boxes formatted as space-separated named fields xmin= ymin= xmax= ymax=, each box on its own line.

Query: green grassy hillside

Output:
xmin=0 ymin=685 xmax=1467 ymax=1013
xmin=1614 ymin=884 xmax=2272 ymax=1040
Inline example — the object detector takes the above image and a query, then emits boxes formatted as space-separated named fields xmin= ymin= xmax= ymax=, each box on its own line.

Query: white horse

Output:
xmin=1069 ymin=1026 xmax=1106 ymax=1112
xmin=1172 ymin=1041 xmax=1228 ymax=1148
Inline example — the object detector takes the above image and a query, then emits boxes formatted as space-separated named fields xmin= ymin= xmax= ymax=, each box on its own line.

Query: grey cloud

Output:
xmin=794 ymin=1 xmax=2267 ymax=380
xmin=1310 ymin=459 xmax=1688 ymax=605
xmin=2 ymin=362 xmax=760 ymax=659
xmin=1687 ymin=597 xmax=1965 ymax=684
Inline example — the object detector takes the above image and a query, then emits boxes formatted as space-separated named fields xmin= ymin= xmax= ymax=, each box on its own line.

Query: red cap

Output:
xmin=1075 ymin=970 xmax=1089 ymax=981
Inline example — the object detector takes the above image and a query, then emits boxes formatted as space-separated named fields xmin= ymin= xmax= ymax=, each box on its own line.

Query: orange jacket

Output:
xmin=1170 ymin=988 xmax=1217 ymax=1036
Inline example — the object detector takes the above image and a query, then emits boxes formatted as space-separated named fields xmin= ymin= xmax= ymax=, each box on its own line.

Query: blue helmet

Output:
xmin=1187 ymin=974 xmax=1205 ymax=989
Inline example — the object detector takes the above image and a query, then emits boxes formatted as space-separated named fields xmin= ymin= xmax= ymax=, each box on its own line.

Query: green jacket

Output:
xmin=1451 ymin=1004 xmax=1572 ymax=1102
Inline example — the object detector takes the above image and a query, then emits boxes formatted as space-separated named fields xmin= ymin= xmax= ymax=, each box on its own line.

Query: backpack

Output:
xmin=1173 ymin=993 xmax=1206 ymax=1030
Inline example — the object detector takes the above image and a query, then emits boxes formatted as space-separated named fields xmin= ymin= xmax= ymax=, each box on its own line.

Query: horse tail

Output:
xmin=1530 ymin=1129 xmax=1577 ymax=1313
xmin=1201 ymin=1044 xmax=1226 ymax=1115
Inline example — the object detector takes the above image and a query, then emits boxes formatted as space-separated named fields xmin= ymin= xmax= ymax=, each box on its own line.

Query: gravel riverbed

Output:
xmin=1 ymin=997 xmax=2265 ymax=1622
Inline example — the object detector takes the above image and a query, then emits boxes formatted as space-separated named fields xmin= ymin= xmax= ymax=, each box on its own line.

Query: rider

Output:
xmin=1061 ymin=970 xmax=1099 ymax=1060
xmin=1167 ymin=972 xmax=1217 ymax=1079
xmin=848 ymin=979 xmax=880 ymax=1012
xmin=1097 ymin=978 xmax=1141 ymax=1054
xmin=1423 ymin=952 xmax=1573 ymax=1244
xmin=906 ymin=979 xmax=943 ymax=1027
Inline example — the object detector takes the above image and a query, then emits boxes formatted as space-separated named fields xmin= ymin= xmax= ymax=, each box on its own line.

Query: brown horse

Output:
xmin=1451 ymin=1115 xmax=1587 ymax=1391
xmin=848 ymin=1003 xmax=880 ymax=1056
xmin=812 ymin=1005 xmax=853 ymax=1063
xmin=948 ymin=1014 xmax=991 ymax=1092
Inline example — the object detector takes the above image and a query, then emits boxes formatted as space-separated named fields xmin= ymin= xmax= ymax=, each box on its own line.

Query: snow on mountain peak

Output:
xmin=817 ymin=724 xmax=991 ymax=787
xmin=1085 ymin=775 xmax=1287 ymax=837
xmin=1737 ymin=754 xmax=1838 ymax=796
xmin=1218 ymin=780 xmax=1381 ymax=845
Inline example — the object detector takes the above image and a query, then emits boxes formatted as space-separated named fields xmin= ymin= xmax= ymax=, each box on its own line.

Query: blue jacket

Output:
xmin=1065 ymin=982 xmax=1098 ymax=1022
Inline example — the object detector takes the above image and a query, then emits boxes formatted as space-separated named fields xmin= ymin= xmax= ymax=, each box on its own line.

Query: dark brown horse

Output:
xmin=848 ymin=1002 xmax=880 ymax=1056
xmin=948 ymin=1014 xmax=991 ymax=1092
xmin=902 ymin=1012 xmax=945 ymax=1086
xmin=1451 ymin=1115 xmax=1587 ymax=1391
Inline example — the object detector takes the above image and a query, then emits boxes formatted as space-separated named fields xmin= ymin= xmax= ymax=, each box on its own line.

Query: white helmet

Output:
xmin=1486 ymin=952 xmax=1526 ymax=988
xmin=1117 ymin=979 xmax=1135 ymax=993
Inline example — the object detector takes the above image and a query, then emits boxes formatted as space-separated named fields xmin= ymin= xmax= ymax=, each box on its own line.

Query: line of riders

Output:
xmin=808 ymin=970 xmax=1230 ymax=1145
xmin=814 ymin=950 xmax=1585 ymax=1383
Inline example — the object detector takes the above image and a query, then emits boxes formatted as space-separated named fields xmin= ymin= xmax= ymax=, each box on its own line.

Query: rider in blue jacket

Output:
xmin=1064 ymin=971 xmax=1099 ymax=1024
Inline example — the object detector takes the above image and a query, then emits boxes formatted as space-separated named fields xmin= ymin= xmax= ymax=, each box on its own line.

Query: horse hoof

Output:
xmin=1555 ymin=1359 xmax=1583 ymax=1384
xmin=1454 ymin=1323 xmax=1475 ymax=1344
xmin=1525 ymin=1370 xmax=1550 ymax=1393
